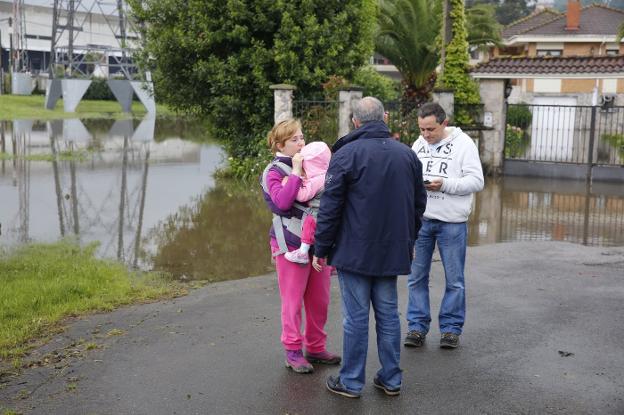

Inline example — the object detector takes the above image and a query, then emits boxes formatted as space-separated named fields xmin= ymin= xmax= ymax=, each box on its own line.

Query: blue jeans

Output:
xmin=337 ymin=270 xmax=402 ymax=394
xmin=406 ymin=220 xmax=467 ymax=335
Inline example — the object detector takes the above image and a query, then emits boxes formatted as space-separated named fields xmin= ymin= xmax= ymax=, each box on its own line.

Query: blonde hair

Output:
xmin=267 ymin=118 xmax=302 ymax=154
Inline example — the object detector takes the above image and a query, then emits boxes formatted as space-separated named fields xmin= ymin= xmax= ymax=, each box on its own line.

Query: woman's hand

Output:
xmin=292 ymin=153 xmax=304 ymax=176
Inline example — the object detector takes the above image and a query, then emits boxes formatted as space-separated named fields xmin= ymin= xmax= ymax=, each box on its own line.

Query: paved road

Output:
xmin=1 ymin=241 xmax=623 ymax=414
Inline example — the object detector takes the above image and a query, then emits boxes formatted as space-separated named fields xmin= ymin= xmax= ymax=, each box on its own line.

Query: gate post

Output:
xmin=478 ymin=79 xmax=507 ymax=175
xmin=338 ymin=86 xmax=363 ymax=139
xmin=586 ymin=105 xmax=597 ymax=180
xmin=432 ymin=89 xmax=454 ymax=121
xmin=270 ymin=84 xmax=296 ymax=124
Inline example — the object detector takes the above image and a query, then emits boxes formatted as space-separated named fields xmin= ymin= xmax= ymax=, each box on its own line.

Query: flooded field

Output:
xmin=1 ymin=117 xmax=623 ymax=281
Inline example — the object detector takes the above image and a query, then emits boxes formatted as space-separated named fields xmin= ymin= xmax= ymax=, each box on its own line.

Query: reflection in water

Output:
xmin=0 ymin=117 xmax=224 ymax=268
xmin=469 ymin=177 xmax=624 ymax=247
xmin=1 ymin=119 xmax=623 ymax=282
xmin=143 ymin=181 xmax=274 ymax=282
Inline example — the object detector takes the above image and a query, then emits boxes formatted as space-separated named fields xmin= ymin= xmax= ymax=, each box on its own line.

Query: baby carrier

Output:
xmin=261 ymin=160 xmax=315 ymax=257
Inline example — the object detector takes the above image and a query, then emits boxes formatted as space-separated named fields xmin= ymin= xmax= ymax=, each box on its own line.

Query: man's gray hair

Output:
xmin=353 ymin=96 xmax=385 ymax=123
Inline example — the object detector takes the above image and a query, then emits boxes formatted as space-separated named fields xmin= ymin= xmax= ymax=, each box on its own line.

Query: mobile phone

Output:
xmin=423 ymin=180 xmax=431 ymax=185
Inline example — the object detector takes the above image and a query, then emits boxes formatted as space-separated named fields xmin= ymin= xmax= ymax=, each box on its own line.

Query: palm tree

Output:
xmin=376 ymin=0 xmax=501 ymax=114
xmin=376 ymin=0 xmax=441 ymax=114
xmin=466 ymin=3 xmax=502 ymax=51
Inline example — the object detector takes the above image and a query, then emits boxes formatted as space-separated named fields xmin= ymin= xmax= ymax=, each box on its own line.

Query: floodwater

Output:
xmin=1 ymin=118 xmax=623 ymax=282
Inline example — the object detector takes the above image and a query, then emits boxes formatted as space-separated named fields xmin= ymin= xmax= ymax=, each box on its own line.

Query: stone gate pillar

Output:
xmin=338 ymin=86 xmax=363 ymax=139
xmin=478 ymin=79 xmax=506 ymax=175
xmin=432 ymin=89 xmax=454 ymax=121
xmin=270 ymin=84 xmax=296 ymax=124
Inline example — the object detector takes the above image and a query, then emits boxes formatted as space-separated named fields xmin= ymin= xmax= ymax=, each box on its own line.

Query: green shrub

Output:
xmin=507 ymin=104 xmax=532 ymax=128
xmin=601 ymin=133 xmax=624 ymax=159
xmin=352 ymin=66 xmax=399 ymax=102
xmin=129 ymin=0 xmax=378 ymax=179
xmin=505 ymin=124 xmax=529 ymax=158
xmin=83 ymin=78 xmax=116 ymax=101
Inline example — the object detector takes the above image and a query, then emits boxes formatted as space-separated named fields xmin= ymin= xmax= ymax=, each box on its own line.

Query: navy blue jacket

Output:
xmin=314 ymin=121 xmax=427 ymax=276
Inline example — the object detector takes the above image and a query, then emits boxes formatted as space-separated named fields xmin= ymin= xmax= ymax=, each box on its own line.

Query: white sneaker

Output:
xmin=285 ymin=249 xmax=309 ymax=264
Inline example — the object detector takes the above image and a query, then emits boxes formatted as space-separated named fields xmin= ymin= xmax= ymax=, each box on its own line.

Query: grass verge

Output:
xmin=0 ymin=95 xmax=175 ymax=120
xmin=0 ymin=241 xmax=185 ymax=360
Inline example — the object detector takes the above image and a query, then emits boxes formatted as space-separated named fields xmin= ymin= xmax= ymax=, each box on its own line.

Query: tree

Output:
xmin=129 ymin=0 xmax=376 ymax=162
xmin=466 ymin=4 xmax=502 ymax=50
xmin=466 ymin=0 xmax=535 ymax=25
xmin=437 ymin=0 xmax=481 ymax=125
xmin=617 ymin=21 xmax=624 ymax=42
xmin=376 ymin=0 xmax=441 ymax=114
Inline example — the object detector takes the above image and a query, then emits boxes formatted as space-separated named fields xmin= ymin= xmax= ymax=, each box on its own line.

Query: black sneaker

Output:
xmin=326 ymin=375 xmax=360 ymax=398
xmin=404 ymin=330 xmax=426 ymax=347
xmin=440 ymin=333 xmax=459 ymax=349
xmin=373 ymin=376 xmax=401 ymax=396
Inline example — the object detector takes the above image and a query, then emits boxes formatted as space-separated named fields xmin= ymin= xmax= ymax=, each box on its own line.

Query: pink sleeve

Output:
xmin=296 ymin=175 xmax=325 ymax=202
xmin=267 ymin=168 xmax=302 ymax=211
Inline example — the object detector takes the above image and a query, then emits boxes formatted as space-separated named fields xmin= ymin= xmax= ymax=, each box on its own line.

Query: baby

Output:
xmin=282 ymin=141 xmax=331 ymax=264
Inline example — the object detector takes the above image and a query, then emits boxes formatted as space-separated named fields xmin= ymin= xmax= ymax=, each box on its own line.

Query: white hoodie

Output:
xmin=412 ymin=127 xmax=484 ymax=223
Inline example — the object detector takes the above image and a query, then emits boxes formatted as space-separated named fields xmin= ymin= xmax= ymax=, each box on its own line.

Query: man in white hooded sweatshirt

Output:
xmin=404 ymin=102 xmax=484 ymax=350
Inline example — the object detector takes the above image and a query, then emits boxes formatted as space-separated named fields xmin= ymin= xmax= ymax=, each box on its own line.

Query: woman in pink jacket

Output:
xmin=260 ymin=119 xmax=340 ymax=374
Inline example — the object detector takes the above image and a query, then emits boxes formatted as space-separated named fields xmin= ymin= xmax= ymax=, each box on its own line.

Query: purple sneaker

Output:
xmin=305 ymin=350 xmax=341 ymax=365
xmin=285 ymin=350 xmax=313 ymax=373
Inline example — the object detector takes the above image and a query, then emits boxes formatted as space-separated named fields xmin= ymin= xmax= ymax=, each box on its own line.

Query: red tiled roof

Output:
xmin=471 ymin=55 xmax=624 ymax=76
xmin=504 ymin=4 xmax=624 ymax=38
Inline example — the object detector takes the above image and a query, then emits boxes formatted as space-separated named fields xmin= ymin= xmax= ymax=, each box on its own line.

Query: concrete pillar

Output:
xmin=270 ymin=84 xmax=296 ymax=124
xmin=478 ymin=79 xmax=506 ymax=175
xmin=45 ymin=79 xmax=63 ymax=110
xmin=108 ymin=79 xmax=135 ymax=113
xmin=61 ymin=79 xmax=92 ymax=112
xmin=432 ymin=89 xmax=454 ymax=120
xmin=338 ymin=87 xmax=363 ymax=138
xmin=11 ymin=72 xmax=34 ymax=95
xmin=130 ymin=81 xmax=156 ymax=114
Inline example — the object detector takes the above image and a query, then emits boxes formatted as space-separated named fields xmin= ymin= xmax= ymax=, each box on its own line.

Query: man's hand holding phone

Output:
xmin=423 ymin=178 xmax=443 ymax=192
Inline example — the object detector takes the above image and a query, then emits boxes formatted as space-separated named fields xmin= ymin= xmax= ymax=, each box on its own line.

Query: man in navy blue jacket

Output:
xmin=313 ymin=97 xmax=427 ymax=398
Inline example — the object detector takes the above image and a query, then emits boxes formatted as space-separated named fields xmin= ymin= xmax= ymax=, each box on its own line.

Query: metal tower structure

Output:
xmin=12 ymin=0 xmax=28 ymax=72
xmin=45 ymin=0 xmax=155 ymax=113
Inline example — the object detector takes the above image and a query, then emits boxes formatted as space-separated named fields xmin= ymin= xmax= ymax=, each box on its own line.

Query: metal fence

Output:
xmin=293 ymin=99 xmax=339 ymax=145
xmin=505 ymin=104 xmax=624 ymax=166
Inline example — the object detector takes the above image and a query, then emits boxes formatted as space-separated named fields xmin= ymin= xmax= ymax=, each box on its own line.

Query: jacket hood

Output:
xmin=332 ymin=120 xmax=391 ymax=153
xmin=301 ymin=141 xmax=331 ymax=178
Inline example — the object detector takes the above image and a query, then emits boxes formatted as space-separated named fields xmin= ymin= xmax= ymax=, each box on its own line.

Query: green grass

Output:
xmin=0 ymin=95 xmax=175 ymax=120
xmin=0 ymin=241 xmax=185 ymax=359
xmin=0 ymin=150 xmax=90 ymax=162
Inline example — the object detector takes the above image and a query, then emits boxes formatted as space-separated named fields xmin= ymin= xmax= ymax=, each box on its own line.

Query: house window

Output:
xmin=606 ymin=49 xmax=619 ymax=56
xmin=536 ymin=49 xmax=562 ymax=57
xmin=469 ymin=47 xmax=480 ymax=60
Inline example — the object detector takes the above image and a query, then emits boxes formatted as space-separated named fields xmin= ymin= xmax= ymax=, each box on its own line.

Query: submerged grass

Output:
xmin=0 ymin=150 xmax=90 ymax=162
xmin=0 ymin=241 xmax=185 ymax=359
xmin=0 ymin=95 xmax=175 ymax=120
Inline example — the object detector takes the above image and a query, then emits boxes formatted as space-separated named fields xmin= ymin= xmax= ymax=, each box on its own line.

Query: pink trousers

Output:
xmin=273 ymin=246 xmax=331 ymax=353
xmin=301 ymin=215 xmax=316 ymax=245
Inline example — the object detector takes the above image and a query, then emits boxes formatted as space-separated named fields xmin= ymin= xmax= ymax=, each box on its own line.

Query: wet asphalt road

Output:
xmin=1 ymin=241 xmax=623 ymax=415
